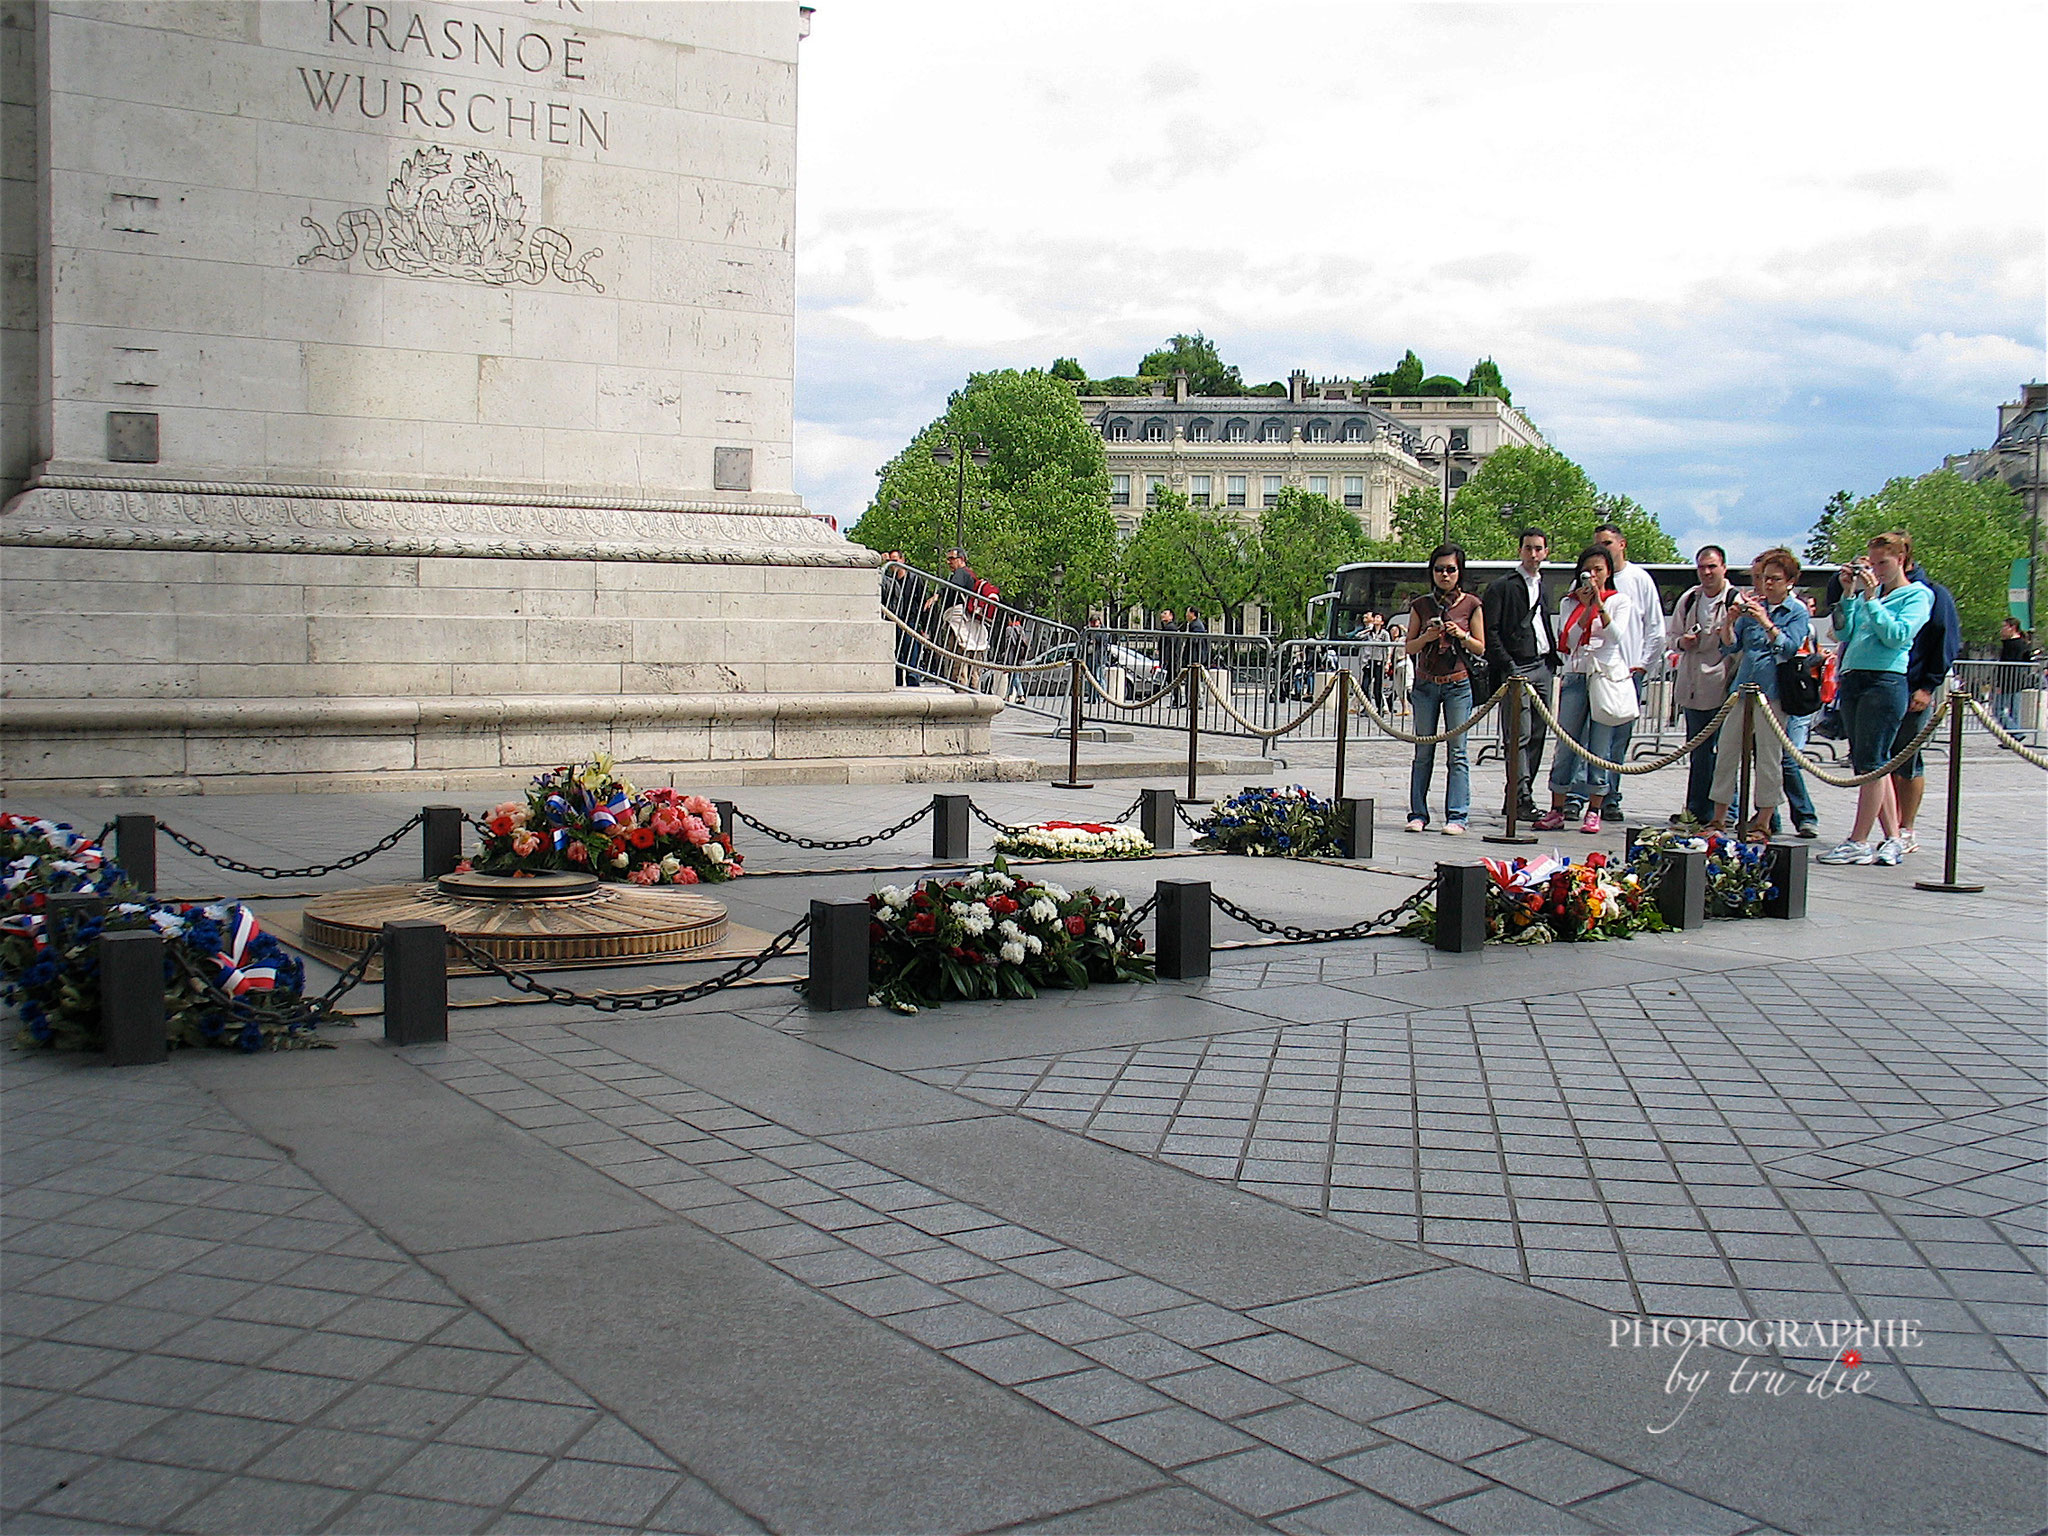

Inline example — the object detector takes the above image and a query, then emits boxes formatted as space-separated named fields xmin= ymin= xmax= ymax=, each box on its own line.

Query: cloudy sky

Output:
xmin=792 ymin=0 xmax=2045 ymax=558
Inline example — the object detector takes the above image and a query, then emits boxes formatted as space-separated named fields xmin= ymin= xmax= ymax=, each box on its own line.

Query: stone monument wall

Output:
xmin=1 ymin=1 xmax=1010 ymax=794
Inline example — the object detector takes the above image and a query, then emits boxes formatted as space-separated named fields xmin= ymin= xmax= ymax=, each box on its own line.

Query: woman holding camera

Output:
xmin=1403 ymin=544 xmax=1486 ymax=834
xmin=1533 ymin=547 xmax=1634 ymax=834
xmin=1818 ymin=532 xmax=1932 ymax=866
xmin=1706 ymin=548 xmax=1811 ymax=839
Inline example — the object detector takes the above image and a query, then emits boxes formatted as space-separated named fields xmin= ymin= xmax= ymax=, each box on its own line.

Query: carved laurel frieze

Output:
xmin=300 ymin=146 xmax=605 ymax=292
xmin=1 ymin=487 xmax=862 ymax=568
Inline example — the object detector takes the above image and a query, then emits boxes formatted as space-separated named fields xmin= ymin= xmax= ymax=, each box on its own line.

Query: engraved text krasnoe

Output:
xmin=298 ymin=146 xmax=604 ymax=291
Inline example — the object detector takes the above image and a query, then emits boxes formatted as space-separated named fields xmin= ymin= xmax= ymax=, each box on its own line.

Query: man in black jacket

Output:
xmin=1481 ymin=527 xmax=1559 ymax=820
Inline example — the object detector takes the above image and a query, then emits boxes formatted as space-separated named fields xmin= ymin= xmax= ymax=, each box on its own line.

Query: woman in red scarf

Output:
xmin=1533 ymin=547 xmax=1636 ymax=834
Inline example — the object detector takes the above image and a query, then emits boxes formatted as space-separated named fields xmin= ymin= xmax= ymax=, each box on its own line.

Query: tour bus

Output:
xmin=1315 ymin=557 xmax=1840 ymax=644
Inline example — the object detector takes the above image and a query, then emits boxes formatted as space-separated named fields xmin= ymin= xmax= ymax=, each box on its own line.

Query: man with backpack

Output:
xmin=1886 ymin=557 xmax=1961 ymax=857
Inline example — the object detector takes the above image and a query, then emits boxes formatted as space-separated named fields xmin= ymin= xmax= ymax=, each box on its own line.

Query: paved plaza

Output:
xmin=3 ymin=727 xmax=2044 ymax=1535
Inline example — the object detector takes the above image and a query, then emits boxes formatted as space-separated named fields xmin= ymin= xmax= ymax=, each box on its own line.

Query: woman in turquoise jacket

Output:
xmin=1819 ymin=531 xmax=1932 ymax=867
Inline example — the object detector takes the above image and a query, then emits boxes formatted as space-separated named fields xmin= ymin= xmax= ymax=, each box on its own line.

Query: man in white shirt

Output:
xmin=1585 ymin=524 xmax=1661 ymax=822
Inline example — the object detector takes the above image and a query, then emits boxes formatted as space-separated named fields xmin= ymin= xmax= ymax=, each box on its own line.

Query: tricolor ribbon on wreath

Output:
xmin=213 ymin=907 xmax=279 ymax=995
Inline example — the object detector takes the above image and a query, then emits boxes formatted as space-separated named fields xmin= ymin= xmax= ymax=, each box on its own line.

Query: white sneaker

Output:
xmin=1442 ymin=822 xmax=1468 ymax=836
xmin=1897 ymin=829 xmax=1919 ymax=856
xmin=1818 ymin=839 xmax=1876 ymax=866
xmin=1874 ymin=836 xmax=1903 ymax=866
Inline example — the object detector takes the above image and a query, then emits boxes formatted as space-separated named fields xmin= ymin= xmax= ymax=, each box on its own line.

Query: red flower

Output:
xmin=988 ymin=895 xmax=1019 ymax=916
xmin=912 ymin=891 xmax=931 ymax=910
xmin=907 ymin=912 xmax=936 ymax=935
xmin=869 ymin=921 xmax=887 ymax=942
xmin=1586 ymin=851 xmax=1608 ymax=869
xmin=962 ymin=950 xmax=983 ymax=965
xmin=1065 ymin=915 xmax=1087 ymax=936
xmin=628 ymin=827 xmax=657 ymax=849
xmin=1130 ymin=935 xmax=1146 ymax=954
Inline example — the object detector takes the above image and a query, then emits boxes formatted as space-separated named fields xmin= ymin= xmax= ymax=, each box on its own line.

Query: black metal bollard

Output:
xmin=382 ymin=921 xmax=448 ymax=1045
xmin=931 ymin=794 xmax=971 ymax=861
xmin=100 ymin=930 xmax=167 ymax=1066
xmin=115 ymin=814 xmax=156 ymax=892
xmin=1655 ymin=849 xmax=1707 ymax=930
xmin=1339 ymin=798 xmax=1375 ymax=861
xmin=808 ymin=898 xmax=871 ymax=1011
xmin=421 ymin=805 xmax=464 ymax=878
xmin=713 ymin=800 xmax=739 ymax=854
xmin=1155 ymin=878 xmax=1211 ymax=980
xmin=1763 ymin=844 xmax=1808 ymax=920
xmin=1433 ymin=863 xmax=1488 ymax=953
xmin=1139 ymin=788 xmax=1178 ymax=851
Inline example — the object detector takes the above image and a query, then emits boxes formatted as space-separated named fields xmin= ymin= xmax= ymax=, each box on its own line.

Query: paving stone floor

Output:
xmin=3 ymin=747 xmax=2044 ymax=1534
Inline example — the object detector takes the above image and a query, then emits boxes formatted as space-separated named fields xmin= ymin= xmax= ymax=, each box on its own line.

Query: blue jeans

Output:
xmin=1782 ymin=712 xmax=1817 ymax=826
xmin=1839 ymin=670 xmax=1908 ymax=775
xmin=1681 ymin=705 xmax=1721 ymax=822
xmin=1408 ymin=678 xmax=1472 ymax=824
xmin=1549 ymin=672 xmax=1623 ymax=804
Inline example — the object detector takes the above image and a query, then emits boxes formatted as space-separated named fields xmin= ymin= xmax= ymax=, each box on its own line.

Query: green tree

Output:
xmin=1417 ymin=374 xmax=1464 ymax=396
xmin=1369 ymin=350 xmax=1426 ymax=396
xmin=1465 ymin=358 xmax=1511 ymax=403
xmin=1259 ymin=489 xmax=1368 ymax=639
xmin=1590 ymin=492 xmax=1680 ymax=563
xmin=1805 ymin=489 xmax=1852 ymax=565
xmin=1122 ymin=490 xmax=1262 ymax=618
xmin=1136 ymin=332 xmax=1245 ymax=396
xmin=1048 ymin=356 xmax=1087 ymax=383
xmin=853 ymin=369 xmax=1117 ymax=614
xmin=1826 ymin=470 xmax=2028 ymax=643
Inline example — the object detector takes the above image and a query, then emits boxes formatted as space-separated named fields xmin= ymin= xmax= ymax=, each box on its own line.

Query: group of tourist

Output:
xmin=1398 ymin=524 xmax=1985 ymax=868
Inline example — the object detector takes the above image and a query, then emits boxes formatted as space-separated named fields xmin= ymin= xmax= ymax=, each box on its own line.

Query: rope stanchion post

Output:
xmin=1433 ymin=863 xmax=1488 ymax=953
xmin=115 ymin=814 xmax=157 ymax=892
xmin=807 ymin=898 xmax=871 ymax=1012
xmin=1155 ymin=879 xmax=1211 ymax=980
xmin=1737 ymin=688 xmax=1756 ymax=828
xmin=931 ymin=794 xmax=971 ymax=861
xmin=1340 ymin=798 xmax=1375 ymax=861
xmin=1140 ymin=788 xmax=1179 ymax=851
xmin=100 ymin=930 xmax=168 ymax=1067
xmin=1053 ymin=648 xmax=1092 ymax=790
xmin=1333 ymin=670 xmax=1351 ymax=804
xmin=421 ymin=805 xmax=464 ymax=878
xmin=1655 ymin=849 xmax=1708 ymax=930
xmin=382 ymin=920 xmax=448 ymax=1045
xmin=1185 ymin=675 xmax=1199 ymax=801
xmin=1485 ymin=680 xmax=1537 ymax=847
xmin=714 ymin=800 xmax=739 ymax=855
xmin=1915 ymin=696 xmax=1985 ymax=894
xmin=1764 ymin=845 xmax=1808 ymax=919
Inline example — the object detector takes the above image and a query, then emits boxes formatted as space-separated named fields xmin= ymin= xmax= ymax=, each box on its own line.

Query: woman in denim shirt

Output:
xmin=1707 ymin=548 xmax=1810 ymax=839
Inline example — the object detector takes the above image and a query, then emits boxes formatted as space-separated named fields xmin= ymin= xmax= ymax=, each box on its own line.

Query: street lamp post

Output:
xmin=930 ymin=433 xmax=991 ymax=557
xmin=1415 ymin=434 xmax=1469 ymax=545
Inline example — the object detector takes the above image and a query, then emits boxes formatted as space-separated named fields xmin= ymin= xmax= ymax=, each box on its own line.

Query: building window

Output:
xmin=1449 ymin=468 xmax=1469 ymax=489
xmin=1262 ymin=474 xmax=1282 ymax=508
xmin=1145 ymin=474 xmax=1166 ymax=505
xmin=1107 ymin=418 xmax=1131 ymax=442
xmin=1111 ymin=474 xmax=1130 ymax=506
xmin=1188 ymin=418 xmax=1212 ymax=442
xmin=1342 ymin=419 xmax=1367 ymax=443
xmin=1306 ymin=419 xmax=1330 ymax=443
xmin=1190 ymin=474 xmax=1211 ymax=507
xmin=1449 ymin=428 xmax=1470 ymax=452
xmin=1343 ymin=475 xmax=1364 ymax=508
xmin=1143 ymin=419 xmax=1167 ymax=442
xmin=1260 ymin=419 xmax=1285 ymax=443
xmin=1226 ymin=475 xmax=1247 ymax=508
xmin=1308 ymin=475 xmax=1329 ymax=496
xmin=1225 ymin=419 xmax=1249 ymax=442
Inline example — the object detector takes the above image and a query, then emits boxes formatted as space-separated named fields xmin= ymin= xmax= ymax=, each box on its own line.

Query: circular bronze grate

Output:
xmin=303 ymin=882 xmax=729 ymax=962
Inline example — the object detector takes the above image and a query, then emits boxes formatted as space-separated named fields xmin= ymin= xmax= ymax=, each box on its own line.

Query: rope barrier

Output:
xmin=879 ymin=607 xmax=1071 ymax=675
xmin=446 ymin=915 xmax=813 ymax=1014
xmin=158 ymin=814 xmax=426 ymax=880
xmin=1750 ymin=689 xmax=1954 ymax=789
xmin=1197 ymin=668 xmax=1341 ymax=739
xmin=1348 ymin=676 xmax=1511 ymax=745
xmin=1958 ymin=695 xmax=2048 ymax=770
xmin=1081 ymin=662 xmax=1188 ymax=712
xmin=1522 ymin=683 xmax=1741 ymax=776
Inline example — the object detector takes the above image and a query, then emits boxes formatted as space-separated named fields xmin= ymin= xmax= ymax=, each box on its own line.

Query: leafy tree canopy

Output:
xmin=1122 ymin=490 xmax=1262 ymax=618
xmin=1370 ymin=350 xmax=1426 ymax=397
xmin=1824 ymin=470 xmax=2028 ymax=643
xmin=1804 ymin=489 xmax=1853 ymax=565
xmin=1137 ymin=332 xmax=1245 ymax=397
xmin=1388 ymin=446 xmax=1679 ymax=563
xmin=1048 ymin=356 xmax=1087 ymax=383
xmin=853 ymin=369 xmax=1116 ymax=615
xmin=1466 ymin=358 xmax=1511 ymax=403
xmin=1260 ymin=489 xmax=1369 ymax=640
xmin=1418 ymin=375 xmax=1464 ymax=396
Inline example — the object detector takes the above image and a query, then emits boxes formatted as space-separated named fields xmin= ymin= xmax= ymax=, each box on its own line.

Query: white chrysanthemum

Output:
xmin=879 ymin=885 xmax=907 ymax=908
xmin=998 ymin=919 xmax=1023 ymax=941
xmin=949 ymin=901 xmax=970 ymax=917
xmin=1094 ymin=924 xmax=1115 ymax=944
xmin=1029 ymin=899 xmax=1057 ymax=923
xmin=1024 ymin=934 xmax=1044 ymax=954
xmin=1041 ymin=883 xmax=1070 ymax=901
xmin=970 ymin=902 xmax=990 ymax=918
xmin=963 ymin=914 xmax=993 ymax=936
xmin=999 ymin=940 xmax=1026 ymax=964
xmin=988 ymin=873 xmax=1015 ymax=891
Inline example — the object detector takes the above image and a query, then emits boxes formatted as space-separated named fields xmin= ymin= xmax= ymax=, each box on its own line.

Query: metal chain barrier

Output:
xmin=1959 ymin=694 xmax=2048 ymax=770
xmin=158 ymin=813 xmax=426 ymax=880
xmin=1116 ymin=891 xmax=1159 ymax=946
xmin=1209 ymin=878 xmax=1440 ymax=946
xmin=1749 ymin=688 xmax=1954 ymax=788
xmin=95 ymin=820 xmax=117 ymax=845
xmin=1348 ymin=676 xmax=1511 ymax=745
xmin=171 ymin=931 xmax=384 ymax=1034
xmin=446 ymin=915 xmax=813 ymax=1014
xmin=1175 ymin=802 xmax=1207 ymax=832
xmin=733 ymin=803 xmax=932 ymax=851
xmin=1522 ymin=680 xmax=1742 ymax=776
xmin=1197 ymin=668 xmax=1341 ymax=739
xmin=967 ymin=801 xmax=1029 ymax=837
